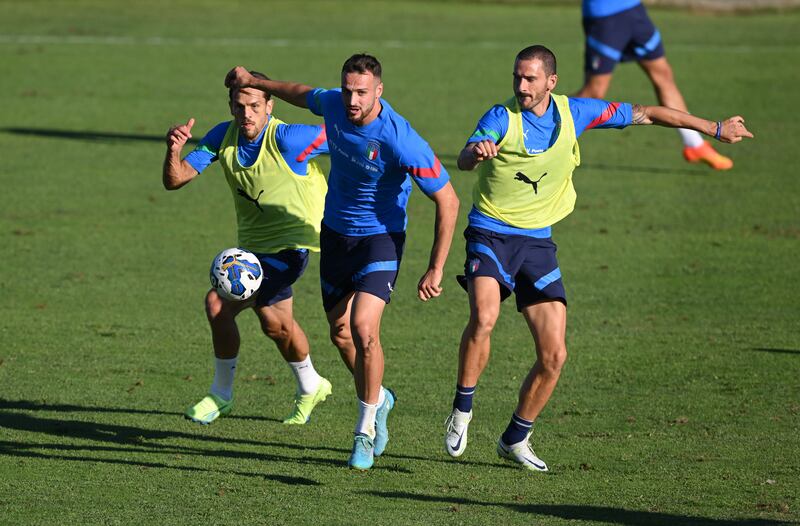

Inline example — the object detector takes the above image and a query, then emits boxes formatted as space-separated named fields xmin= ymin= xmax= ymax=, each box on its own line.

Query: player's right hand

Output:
xmin=166 ymin=118 xmax=195 ymax=152
xmin=225 ymin=66 xmax=252 ymax=90
xmin=471 ymin=139 xmax=498 ymax=162
xmin=719 ymin=116 xmax=754 ymax=144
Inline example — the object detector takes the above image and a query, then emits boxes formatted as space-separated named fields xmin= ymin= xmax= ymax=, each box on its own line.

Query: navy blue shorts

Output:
xmin=583 ymin=3 xmax=665 ymax=75
xmin=319 ymin=223 xmax=405 ymax=312
xmin=251 ymin=249 xmax=309 ymax=307
xmin=457 ymin=226 xmax=566 ymax=311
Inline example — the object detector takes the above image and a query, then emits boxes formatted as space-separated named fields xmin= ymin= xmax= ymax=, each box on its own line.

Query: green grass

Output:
xmin=1 ymin=1 xmax=798 ymax=524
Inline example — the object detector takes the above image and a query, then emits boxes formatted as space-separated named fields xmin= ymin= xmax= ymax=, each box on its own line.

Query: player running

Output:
xmin=445 ymin=45 xmax=752 ymax=472
xmin=163 ymin=71 xmax=333 ymax=427
xmin=575 ymin=0 xmax=734 ymax=170
xmin=225 ymin=54 xmax=460 ymax=470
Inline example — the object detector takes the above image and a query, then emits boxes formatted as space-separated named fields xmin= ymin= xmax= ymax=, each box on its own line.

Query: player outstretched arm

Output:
xmin=631 ymin=104 xmax=754 ymax=143
xmin=163 ymin=117 xmax=200 ymax=190
xmin=225 ymin=66 xmax=312 ymax=109
xmin=418 ymin=182 xmax=460 ymax=301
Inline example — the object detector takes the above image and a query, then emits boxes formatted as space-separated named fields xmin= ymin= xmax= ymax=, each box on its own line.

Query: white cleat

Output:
xmin=497 ymin=432 xmax=549 ymax=472
xmin=444 ymin=408 xmax=473 ymax=457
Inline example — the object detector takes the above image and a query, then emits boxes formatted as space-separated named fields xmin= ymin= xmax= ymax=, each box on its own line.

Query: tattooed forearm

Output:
xmin=631 ymin=104 xmax=649 ymax=125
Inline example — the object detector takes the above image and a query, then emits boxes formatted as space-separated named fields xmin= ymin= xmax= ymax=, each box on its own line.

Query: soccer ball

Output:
xmin=209 ymin=248 xmax=263 ymax=301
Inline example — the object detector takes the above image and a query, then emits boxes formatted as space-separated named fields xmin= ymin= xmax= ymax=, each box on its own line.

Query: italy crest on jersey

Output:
xmin=365 ymin=141 xmax=380 ymax=161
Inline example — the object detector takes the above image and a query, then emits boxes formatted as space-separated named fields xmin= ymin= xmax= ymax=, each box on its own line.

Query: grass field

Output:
xmin=1 ymin=1 xmax=799 ymax=524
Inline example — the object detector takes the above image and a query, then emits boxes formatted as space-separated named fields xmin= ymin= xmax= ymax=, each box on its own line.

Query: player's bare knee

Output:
xmin=329 ymin=323 xmax=352 ymax=350
xmin=262 ymin=319 xmax=292 ymax=345
xmin=469 ymin=308 xmax=498 ymax=338
xmin=205 ymin=290 xmax=226 ymax=322
xmin=353 ymin=324 xmax=380 ymax=354
xmin=539 ymin=344 xmax=567 ymax=376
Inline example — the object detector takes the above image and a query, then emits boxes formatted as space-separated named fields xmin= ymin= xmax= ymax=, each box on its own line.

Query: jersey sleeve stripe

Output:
xmin=403 ymin=156 xmax=442 ymax=178
xmin=295 ymin=127 xmax=327 ymax=162
xmin=585 ymin=102 xmax=621 ymax=130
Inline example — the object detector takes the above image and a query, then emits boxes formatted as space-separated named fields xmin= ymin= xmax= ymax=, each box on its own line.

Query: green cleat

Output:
xmin=185 ymin=393 xmax=233 ymax=425
xmin=282 ymin=377 xmax=333 ymax=424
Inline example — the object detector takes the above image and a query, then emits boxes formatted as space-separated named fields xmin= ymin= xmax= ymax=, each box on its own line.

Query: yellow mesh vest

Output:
xmin=474 ymin=94 xmax=581 ymax=229
xmin=218 ymin=117 xmax=327 ymax=253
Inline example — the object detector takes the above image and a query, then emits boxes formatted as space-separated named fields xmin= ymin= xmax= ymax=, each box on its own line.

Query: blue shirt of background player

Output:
xmin=184 ymin=116 xmax=328 ymax=175
xmin=466 ymin=97 xmax=633 ymax=236
xmin=583 ymin=0 xmax=641 ymax=18
xmin=306 ymin=88 xmax=450 ymax=237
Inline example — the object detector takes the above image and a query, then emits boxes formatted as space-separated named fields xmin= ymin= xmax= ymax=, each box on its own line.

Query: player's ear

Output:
xmin=265 ymin=98 xmax=274 ymax=115
xmin=375 ymin=81 xmax=384 ymax=98
xmin=547 ymin=74 xmax=558 ymax=92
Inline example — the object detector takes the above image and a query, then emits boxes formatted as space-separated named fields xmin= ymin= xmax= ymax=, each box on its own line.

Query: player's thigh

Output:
xmin=467 ymin=276 xmax=502 ymax=327
xmin=351 ymin=291 xmax=387 ymax=337
xmin=520 ymin=300 xmax=567 ymax=355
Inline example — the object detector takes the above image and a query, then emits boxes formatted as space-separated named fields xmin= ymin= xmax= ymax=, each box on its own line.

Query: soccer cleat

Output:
xmin=282 ymin=377 xmax=333 ymax=424
xmin=373 ymin=388 xmax=396 ymax=457
xmin=444 ymin=408 xmax=473 ymax=457
xmin=348 ymin=433 xmax=375 ymax=470
xmin=682 ymin=141 xmax=733 ymax=170
xmin=185 ymin=393 xmax=233 ymax=425
xmin=497 ymin=433 xmax=549 ymax=472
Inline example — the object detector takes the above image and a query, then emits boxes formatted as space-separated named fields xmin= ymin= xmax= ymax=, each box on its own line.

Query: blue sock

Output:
xmin=452 ymin=384 xmax=475 ymax=413
xmin=501 ymin=413 xmax=533 ymax=445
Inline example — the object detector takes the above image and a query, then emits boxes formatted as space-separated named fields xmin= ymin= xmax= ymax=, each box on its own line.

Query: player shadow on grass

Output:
xmin=365 ymin=491 xmax=790 ymax=526
xmin=751 ymin=347 xmax=800 ymax=355
xmin=0 ymin=399 xmax=505 ymax=471
xmin=0 ymin=409 xmax=410 ymax=475
xmin=437 ymin=153 xmax=708 ymax=177
xmin=0 ymin=126 xmax=199 ymax=145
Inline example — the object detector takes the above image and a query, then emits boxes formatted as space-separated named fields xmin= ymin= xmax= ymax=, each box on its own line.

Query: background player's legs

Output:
xmin=444 ymin=276 xmax=502 ymax=457
xmin=185 ymin=289 xmax=252 ymax=423
xmin=255 ymin=297 xmax=309 ymax=362
xmin=514 ymin=300 xmax=567 ymax=422
xmin=575 ymin=72 xmax=614 ymax=99
xmin=351 ymin=292 xmax=386 ymax=406
xmin=496 ymin=300 xmax=566 ymax=471
xmin=260 ymin=297 xmax=331 ymax=423
xmin=457 ymin=276 xmax=502 ymax=390
xmin=639 ymin=57 xmax=732 ymax=169
xmin=326 ymin=293 xmax=357 ymax=374
xmin=206 ymin=288 xmax=251 ymax=360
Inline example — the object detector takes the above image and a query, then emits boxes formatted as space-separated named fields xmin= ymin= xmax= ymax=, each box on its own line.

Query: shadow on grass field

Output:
xmin=366 ymin=490 xmax=796 ymax=526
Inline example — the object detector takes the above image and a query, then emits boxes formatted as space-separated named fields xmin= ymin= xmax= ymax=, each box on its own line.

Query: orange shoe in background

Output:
xmin=683 ymin=141 xmax=733 ymax=170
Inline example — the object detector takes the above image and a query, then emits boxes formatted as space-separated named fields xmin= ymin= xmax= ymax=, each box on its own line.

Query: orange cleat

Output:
xmin=683 ymin=141 xmax=733 ymax=170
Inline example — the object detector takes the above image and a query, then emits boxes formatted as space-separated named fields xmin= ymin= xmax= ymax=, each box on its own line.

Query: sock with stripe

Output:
xmin=501 ymin=412 xmax=533 ymax=445
xmin=452 ymin=384 xmax=475 ymax=413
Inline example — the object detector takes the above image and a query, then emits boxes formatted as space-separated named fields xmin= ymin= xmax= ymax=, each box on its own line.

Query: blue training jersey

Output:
xmin=582 ymin=0 xmax=641 ymax=18
xmin=307 ymin=88 xmax=450 ymax=236
xmin=466 ymin=96 xmax=632 ymax=236
xmin=185 ymin=117 xmax=328 ymax=175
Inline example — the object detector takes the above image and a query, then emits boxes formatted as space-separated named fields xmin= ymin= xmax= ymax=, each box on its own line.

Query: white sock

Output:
xmin=377 ymin=386 xmax=386 ymax=407
xmin=678 ymin=128 xmax=704 ymax=148
xmin=288 ymin=356 xmax=321 ymax=395
xmin=355 ymin=398 xmax=378 ymax=438
xmin=210 ymin=357 xmax=237 ymax=401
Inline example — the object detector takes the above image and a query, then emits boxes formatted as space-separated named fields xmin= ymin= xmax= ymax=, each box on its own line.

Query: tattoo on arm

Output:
xmin=631 ymin=104 xmax=648 ymax=125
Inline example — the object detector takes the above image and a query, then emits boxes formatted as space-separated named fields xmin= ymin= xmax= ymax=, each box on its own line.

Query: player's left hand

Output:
xmin=225 ymin=66 xmax=253 ymax=90
xmin=417 ymin=268 xmax=444 ymax=301
xmin=719 ymin=116 xmax=754 ymax=144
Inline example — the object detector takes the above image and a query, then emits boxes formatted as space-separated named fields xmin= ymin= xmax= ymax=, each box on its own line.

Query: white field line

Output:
xmin=0 ymin=34 xmax=797 ymax=53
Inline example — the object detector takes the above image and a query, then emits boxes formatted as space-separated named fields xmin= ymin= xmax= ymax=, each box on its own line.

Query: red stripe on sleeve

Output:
xmin=295 ymin=127 xmax=327 ymax=162
xmin=403 ymin=156 xmax=442 ymax=178
xmin=585 ymin=102 xmax=621 ymax=130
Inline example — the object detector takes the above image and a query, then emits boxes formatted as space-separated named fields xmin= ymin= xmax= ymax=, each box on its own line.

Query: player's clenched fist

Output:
xmin=224 ymin=66 xmax=253 ymax=91
xmin=166 ymin=118 xmax=195 ymax=152
xmin=471 ymin=139 xmax=498 ymax=162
